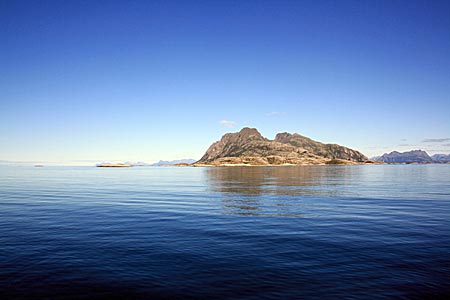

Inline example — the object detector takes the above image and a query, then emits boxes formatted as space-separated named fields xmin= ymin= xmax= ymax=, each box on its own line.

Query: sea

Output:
xmin=0 ymin=164 xmax=449 ymax=299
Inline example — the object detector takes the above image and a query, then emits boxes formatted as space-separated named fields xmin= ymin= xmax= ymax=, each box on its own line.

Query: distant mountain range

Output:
xmin=372 ymin=150 xmax=450 ymax=164
xmin=151 ymin=159 xmax=196 ymax=166
xmin=431 ymin=154 xmax=450 ymax=163
xmin=195 ymin=127 xmax=368 ymax=166
xmin=95 ymin=159 xmax=196 ymax=167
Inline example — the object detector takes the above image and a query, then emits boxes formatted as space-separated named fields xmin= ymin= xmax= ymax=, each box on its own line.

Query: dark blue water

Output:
xmin=1 ymin=165 xmax=449 ymax=299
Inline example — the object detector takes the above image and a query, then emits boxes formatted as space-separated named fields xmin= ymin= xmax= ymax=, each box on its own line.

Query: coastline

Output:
xmin=192 ymin=160 xmax=383 ymax=167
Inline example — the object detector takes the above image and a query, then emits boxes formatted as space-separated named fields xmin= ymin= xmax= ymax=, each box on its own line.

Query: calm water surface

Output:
xmin=0 ymin=165 xmax=449 ymax=299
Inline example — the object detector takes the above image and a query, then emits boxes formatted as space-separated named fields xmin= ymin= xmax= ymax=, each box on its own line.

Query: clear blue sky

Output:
xmin=1 ymin=0 xmax=449 ymax=164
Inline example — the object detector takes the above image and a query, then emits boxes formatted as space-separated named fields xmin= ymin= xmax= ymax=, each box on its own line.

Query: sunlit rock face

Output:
xmin=196 ymin=127 xmax=368 ymax=166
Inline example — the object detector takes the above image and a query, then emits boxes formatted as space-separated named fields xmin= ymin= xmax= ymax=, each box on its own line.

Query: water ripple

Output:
xmin=0 ymin=165 xmax=449 ymax=299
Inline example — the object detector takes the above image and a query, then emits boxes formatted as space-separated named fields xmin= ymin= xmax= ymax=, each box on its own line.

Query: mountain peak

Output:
xmin=274 ymin=132 xmax=293 ymax=143
xmin=237 ymin=127 xmax=263 ymax=139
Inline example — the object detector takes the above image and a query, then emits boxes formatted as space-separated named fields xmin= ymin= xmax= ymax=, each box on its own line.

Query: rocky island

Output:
xmin=96 ymin=163 xmax=133 ymax=167
xmin=194 ymin=127 xmax=369 ymax=166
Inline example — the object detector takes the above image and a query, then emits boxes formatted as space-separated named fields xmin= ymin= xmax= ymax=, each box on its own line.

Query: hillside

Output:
xmin=195 ymin=128 xmax=368 ymax=166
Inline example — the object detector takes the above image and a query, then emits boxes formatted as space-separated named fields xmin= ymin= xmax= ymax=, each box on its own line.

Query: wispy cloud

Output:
xmin=421 ymin=138 xmax=450 ymax=143
xmin=443 ymin=143 xmax=450 ymax=147
xmin=398 ymin=144 xmax=413 ymax=147
xmin=266 ymin=111 xmax=287 ymax=116
xmin=219 ymin=120 xmax=236 ymax=128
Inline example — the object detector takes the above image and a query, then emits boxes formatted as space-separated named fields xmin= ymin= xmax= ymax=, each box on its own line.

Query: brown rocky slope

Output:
xmin=194 ymin=127 xmax=368 ymax=166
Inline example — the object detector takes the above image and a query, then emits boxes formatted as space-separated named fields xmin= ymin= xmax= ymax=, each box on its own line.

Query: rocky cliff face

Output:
xmin=274 ymin=132 xmax=367 ymax=162
xmin=196 ymin=128 xmax=368 ymax=166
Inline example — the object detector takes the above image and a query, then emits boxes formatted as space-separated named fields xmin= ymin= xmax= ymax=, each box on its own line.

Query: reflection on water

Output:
xmin=205 ymin=166 xmax=355 ymax=217
xmin=205 ymin=166 xmax=352 ymax=196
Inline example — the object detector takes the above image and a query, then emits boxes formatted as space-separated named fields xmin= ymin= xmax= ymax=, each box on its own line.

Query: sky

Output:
xmin=1 ymin=0 xmax=450 ymax=165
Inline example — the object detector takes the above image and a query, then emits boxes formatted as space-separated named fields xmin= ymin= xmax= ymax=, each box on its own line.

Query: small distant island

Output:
xmin=96 ymin=163 xmax=133 ymax=168
xmin=193 ymin=127 xmax=372 ymax=166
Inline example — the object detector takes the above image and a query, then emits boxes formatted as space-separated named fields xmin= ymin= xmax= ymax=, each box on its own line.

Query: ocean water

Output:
xmin=0 ymin=164 xmax=449 ymax=299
